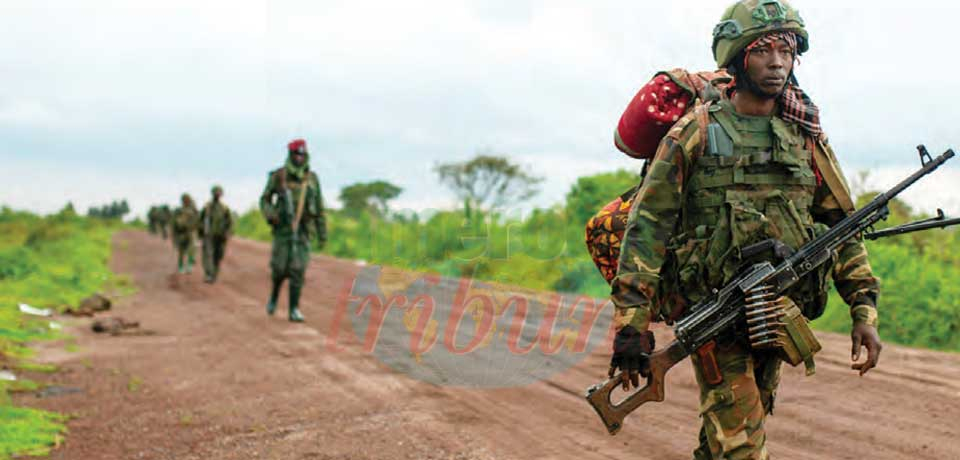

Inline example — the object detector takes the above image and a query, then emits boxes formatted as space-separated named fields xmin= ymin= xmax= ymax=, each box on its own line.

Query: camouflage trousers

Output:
xmin=691 ymin=340 xmax=782 ymax=460
xmin=173 ymin=233 xmax=195 ymax=268
xmin=270 ymin=233 xmax=311 ymax=288
xmin=202 ymin=236 xmax=228 ymax=279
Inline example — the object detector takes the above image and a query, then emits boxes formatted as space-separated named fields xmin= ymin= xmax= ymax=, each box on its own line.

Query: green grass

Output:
xmin=0 ymin=205 xmax=124 ymax=458
xmin=0 ymin=407 xmax=66 ymax=458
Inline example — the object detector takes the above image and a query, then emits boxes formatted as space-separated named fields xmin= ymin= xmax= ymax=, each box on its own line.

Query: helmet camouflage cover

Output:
xmin=712 ymin=0 xmax=809 ymax=69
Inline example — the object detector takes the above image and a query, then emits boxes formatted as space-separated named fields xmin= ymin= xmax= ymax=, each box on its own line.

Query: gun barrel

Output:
xmin=865 ymin=216 xmax=960 ymax=240
xmin=790 ymin=149 xmax=954 ymax=265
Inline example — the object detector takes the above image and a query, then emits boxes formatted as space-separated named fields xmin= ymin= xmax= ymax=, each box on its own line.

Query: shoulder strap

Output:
xmin=293 ymin=177 xmax=309 ymax=233
xmin=810 ymin=138 xmax=856 ymax=214
xmin=694 ymin=102 xmax=711 ymax=161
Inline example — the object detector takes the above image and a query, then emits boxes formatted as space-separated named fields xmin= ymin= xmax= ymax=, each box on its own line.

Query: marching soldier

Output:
xmin=259 ymin=139 xmax=327 ymax=322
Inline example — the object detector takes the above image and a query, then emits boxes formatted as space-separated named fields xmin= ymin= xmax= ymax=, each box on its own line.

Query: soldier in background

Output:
xmin=171 ymin=193 xmax=200 ymax=274
xmin=199 ymin=185 xmax=234 ymax=283
xmin=259 ymin=139 xmax=327 ymax=322
xmin=147 ymin=206 xmax=160 ymax=235
xmin=157 ymin=204 xmax=172 ymax=240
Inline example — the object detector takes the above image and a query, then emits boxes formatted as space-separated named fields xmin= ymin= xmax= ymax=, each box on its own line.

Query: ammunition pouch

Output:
xmin=777 ymin=298 xmax=822 ymax=376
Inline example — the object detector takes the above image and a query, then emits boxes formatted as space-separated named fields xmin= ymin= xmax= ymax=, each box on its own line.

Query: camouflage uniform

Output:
xmin=157 ymin=205 xmax=171 ymax=239
xmin=611 ymin=1 xmax=880 ymax=458
xmin=259 ymin=139 xmax=327 ymax=322
xmin=147 ymin=206 xmax=160 ymax=235
xmin=172 ymin=194 xmax=200 ymax=274
xmin=199 ymin=186 xmax=234 ymax=283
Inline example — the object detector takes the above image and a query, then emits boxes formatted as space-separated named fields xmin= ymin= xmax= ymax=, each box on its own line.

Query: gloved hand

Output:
xmin=609 ymin=325 xmax=655 ymax=391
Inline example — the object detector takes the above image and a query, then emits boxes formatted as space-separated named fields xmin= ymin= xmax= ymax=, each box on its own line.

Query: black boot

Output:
xmin=288 ymin=283 xmax=304 ymax=322
xmin=267 ymin=277 xmax=283 ymax=316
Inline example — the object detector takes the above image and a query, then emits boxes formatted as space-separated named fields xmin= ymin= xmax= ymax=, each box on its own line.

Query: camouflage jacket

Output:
xmin=171 ymin=205 xmax=199 ymax=235
xmin=611 ymin=102 xmax=879 ymax=332
xmin=259 ymin=167 xmax=327 ymax=243
xmin=199 ymin=201 xmax=233 ymax=238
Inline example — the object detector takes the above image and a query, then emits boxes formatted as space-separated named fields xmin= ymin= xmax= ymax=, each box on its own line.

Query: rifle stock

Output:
xmin=585 ymin=341 xmax=687 ymax=435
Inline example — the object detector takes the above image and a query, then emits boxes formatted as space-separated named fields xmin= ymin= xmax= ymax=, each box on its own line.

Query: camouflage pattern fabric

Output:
xmin=171 ymin=204 xmax=199 ymax=270
xmin=157 ymin=205 xmax=171 ymax=239
xmin=147 ymin=206 xmax=160 ymax=235
xmin=259 ymin=166 xmax=326 ymax=288
xmin=610 ymin=99 xmax=880 ymax=458
xmin=691 ymin=341 xmax=781 ymax=460
xmin=200 ymin=200 xmax=233 ymax=281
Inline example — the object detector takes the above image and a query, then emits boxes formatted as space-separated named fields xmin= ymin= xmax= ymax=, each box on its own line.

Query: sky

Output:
xmin=1 ymin=0 xmax=959 ymax=218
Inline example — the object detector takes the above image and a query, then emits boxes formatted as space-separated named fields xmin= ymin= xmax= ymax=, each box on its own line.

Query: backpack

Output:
xmin=587 ymin=69 xmax=731 ymax=283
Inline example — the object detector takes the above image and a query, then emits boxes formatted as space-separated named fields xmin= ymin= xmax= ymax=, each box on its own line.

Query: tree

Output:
xmin=433 ymin=154 xmax=543 ymax=211
xmin=339 ymin=181 xmax=403 ymax=216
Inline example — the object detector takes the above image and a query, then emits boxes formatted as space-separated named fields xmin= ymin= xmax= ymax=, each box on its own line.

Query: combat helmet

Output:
xmin=211 ymin=184 xmax=223 ymax=195
xmin=712 ymin=0 xmax=808 ymax=69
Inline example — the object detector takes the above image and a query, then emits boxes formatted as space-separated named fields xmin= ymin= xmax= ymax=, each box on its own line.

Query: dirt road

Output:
xmin=17 ymin=230 xmax=960 ymax=459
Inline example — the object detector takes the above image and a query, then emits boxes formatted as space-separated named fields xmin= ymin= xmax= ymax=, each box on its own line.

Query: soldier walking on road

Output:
xmin=157 ymin=204 xmax=172 ymax=240
xmin=608 ymin=1 xmax=882 ymax=458
xmin=147 ymin=206 xmax=160 ymax=236
xmin=172 ymin=193 xmax=200 ymax=274
xmin=259 ymin=139 xmax=327 ymax=322
xmin=199 ymin=185 xmax=234 ymax=283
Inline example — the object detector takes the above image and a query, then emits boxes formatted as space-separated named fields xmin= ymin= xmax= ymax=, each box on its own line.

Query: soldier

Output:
xmin=608 ymin=1 xmax=882 ymax=458
xmin=199 ymin=185 xmax=234 ymax=283
xmin=259 ymin=139 xmax=327 ymax=322
xmin=157 ymin=204 xmax=172 ymax=240
xmin=147 ymin=206 xmax=159 ymax=235
xmin=171 ymin=193 xmax=200 ymax=274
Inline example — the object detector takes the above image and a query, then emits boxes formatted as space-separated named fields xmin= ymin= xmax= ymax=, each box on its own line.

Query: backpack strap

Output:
xmin=809 ymin=137 xmax=856 ymax=214
xmin=694 ymin=102 xmax=712 ymax=162
xmin=293 ymin=174 xmax=310 ymax=233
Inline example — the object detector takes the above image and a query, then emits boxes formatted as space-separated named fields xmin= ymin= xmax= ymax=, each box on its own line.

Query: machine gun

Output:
xmin=586 ymin=146 xmax=955 ymax=435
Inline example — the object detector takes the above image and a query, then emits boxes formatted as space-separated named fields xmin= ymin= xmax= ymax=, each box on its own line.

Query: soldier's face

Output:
xmin=290 ymin=151 xmax=306 ymax=166
xmin=744 ymin=38 xmax=794 ymax=99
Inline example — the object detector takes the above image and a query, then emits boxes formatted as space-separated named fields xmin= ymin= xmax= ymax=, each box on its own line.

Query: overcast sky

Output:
xmin=1 ymin=0 xmax=958 ymax=218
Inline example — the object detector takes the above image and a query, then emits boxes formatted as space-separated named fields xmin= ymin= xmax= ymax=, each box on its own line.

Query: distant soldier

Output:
xmin=171 ymin=193 xmax=200 ymax=274
xmin=157 ymin=204 xmax=172 ymax=240
xmin=199 ymin=185 xmax=234 ymax=283
xmin=147 ymin=206 xmax=160 ymax=235
xmin=259 ymin=139 xmax=327 ymax=322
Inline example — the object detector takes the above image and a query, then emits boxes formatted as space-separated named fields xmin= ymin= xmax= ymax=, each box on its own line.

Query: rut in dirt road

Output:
xmin=16 ymin=230 xmax=960 ymax=460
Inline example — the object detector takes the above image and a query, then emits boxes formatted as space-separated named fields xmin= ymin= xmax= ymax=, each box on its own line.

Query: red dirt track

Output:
xmin=17 ymin=230 xmax=960 ymax=459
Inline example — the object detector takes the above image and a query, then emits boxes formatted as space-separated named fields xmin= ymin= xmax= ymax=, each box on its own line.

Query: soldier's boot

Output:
xmin=177 ymin=255 xmax=185 ymax=274
xmin=267 ymin=277 xmax=283 ymax=316
xmin=186 ymin=254 xmax=195 ymax=274
xmin=288 ymin=284 xmax=305 ymax=323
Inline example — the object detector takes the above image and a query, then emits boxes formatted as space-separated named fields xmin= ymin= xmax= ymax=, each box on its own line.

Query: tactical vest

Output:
xmin=665 ymin=100 xmax=833 ymax=320
xmin=271 ymin=169 xmax=321 ymax=236
xmin=204 ymin=202 xmax=231 ymax=237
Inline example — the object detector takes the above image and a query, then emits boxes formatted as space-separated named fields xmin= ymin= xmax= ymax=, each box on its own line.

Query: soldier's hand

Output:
xmin=851 ymin=323 xmax=882 ymax=376
xmin=608 ymin=325 xmax=655 ymax=391
xmin=267 ymin=214 xmax=279 ymax=226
